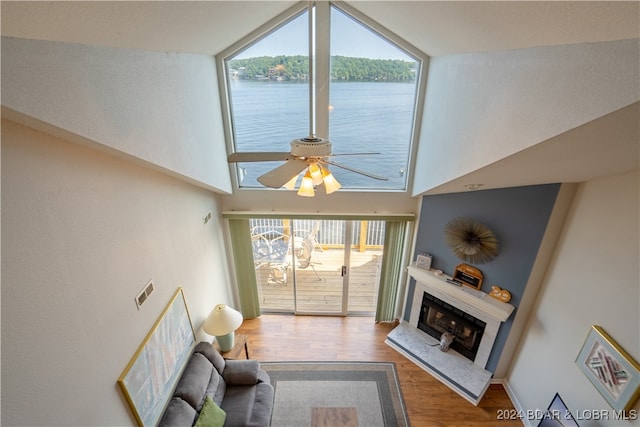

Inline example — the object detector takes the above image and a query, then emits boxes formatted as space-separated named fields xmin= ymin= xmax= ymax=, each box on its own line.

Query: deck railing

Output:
xmin=249 ymin=218 xmax=385 ymax=251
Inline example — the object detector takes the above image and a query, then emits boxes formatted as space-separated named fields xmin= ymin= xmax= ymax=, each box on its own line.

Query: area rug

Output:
xmin=261 ymin=361 xmax=409 ymax=427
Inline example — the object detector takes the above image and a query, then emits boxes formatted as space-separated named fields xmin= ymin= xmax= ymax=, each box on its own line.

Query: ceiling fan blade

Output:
xmin=228 ymin=152 xmax=293 ymax=162
xmin=322 ymin=159 xmax=389 ymax=181
xmin=257 ymin=159 xmax=309 ymax=188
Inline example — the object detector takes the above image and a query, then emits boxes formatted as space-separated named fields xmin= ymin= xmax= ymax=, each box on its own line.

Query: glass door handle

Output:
xmin=341 ymin=265 xmax=347 ymax=276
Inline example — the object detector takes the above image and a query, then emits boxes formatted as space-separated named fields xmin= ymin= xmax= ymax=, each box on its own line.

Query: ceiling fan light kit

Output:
xmin=294 ymin=162 xmax=341 ymax=197
xmin=283 ymin=174 xmax=298 ymax=190
xmin=297 ymin=170 xmax=316 ymax=197
xmin=308 ymin=162 xmax=324 ymax=185
xmin=321 ymin=167 xmax=341 ymax=194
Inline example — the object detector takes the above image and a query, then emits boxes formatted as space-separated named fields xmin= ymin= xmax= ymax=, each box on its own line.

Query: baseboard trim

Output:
xmin=491 ymin=379 xmax=532 ymax=427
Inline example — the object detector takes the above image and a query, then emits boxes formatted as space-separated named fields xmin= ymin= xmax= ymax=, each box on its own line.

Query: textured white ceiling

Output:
xmin=1 ymin=1 xmax=638 ymax=56
xmin=425 ymin=101 xmax=640 ymax=195
xmin=353 ymin=1 xmax=640 ymax=56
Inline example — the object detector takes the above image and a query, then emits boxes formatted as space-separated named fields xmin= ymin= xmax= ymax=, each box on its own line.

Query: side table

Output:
xmin=213 ymin=333 xmax=250 ymax=359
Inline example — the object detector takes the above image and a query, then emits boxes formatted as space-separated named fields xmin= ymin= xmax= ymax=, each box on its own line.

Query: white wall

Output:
xmin=1 ymin=119 xmax=234 ymax=426
xmin=1 ymin=36 xmax=232 ymax=194
xmin=507 ymin=170 xmax=639 ymax=425
xmin=413 ymin=39 xmax=640 ymax=195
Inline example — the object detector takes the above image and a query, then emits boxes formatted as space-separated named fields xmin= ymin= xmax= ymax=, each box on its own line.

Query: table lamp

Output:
xmin=202 ymin=304 xmax=243 ymax=351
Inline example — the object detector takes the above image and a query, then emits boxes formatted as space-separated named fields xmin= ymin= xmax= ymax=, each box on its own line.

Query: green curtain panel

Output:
xmin=375 ymin=221 xmax=407 ymax=322
xmin=227 ymin=218 xmax=261 ymax=318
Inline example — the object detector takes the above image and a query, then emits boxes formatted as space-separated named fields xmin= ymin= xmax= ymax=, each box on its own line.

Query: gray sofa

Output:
xmin=158 ymin=341 xmax=274 ymax=427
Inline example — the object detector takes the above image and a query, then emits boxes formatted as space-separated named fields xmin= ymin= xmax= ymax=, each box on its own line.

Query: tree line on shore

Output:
xmin=229 ymin=55 xmax=416 ymax=82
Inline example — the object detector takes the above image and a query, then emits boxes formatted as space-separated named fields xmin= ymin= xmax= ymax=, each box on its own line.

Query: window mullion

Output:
xmin=314 ymin=1 xmax=331 ymax=139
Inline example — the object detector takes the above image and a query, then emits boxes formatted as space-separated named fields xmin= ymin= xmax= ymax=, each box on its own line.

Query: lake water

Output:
xmin=229 ymin=80 xmax=416 ymax=189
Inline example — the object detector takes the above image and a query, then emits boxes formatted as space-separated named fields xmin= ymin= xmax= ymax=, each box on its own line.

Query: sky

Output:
xmin=235 ymin=7 xmax=414 ymax=61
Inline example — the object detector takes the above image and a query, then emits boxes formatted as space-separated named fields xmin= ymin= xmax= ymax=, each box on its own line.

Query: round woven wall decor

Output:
xmin=444 ymin=216 xmax=499 ymax=264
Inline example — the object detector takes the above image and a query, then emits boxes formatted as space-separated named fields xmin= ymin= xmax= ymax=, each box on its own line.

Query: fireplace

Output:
xmin=404 ymin=266 xmax=514 ymax=368
xmin=418 ymin=292 xmax=486 ymax=361
xmin=385 ymin=265 xmax=515 ymax=405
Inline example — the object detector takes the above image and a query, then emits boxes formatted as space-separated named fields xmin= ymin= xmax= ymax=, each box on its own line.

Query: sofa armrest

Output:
xmin=222 ymin=360 xmax=260 ymax=385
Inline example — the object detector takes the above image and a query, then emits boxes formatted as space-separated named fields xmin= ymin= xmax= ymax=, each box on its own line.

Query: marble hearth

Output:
xmin=385 ymin=264 xmax=514 ymax=405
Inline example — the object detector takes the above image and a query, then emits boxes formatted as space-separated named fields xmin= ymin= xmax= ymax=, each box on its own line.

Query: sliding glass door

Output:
xmin=292 ymin=219 xmax=346 ymax=314
xmin=250 ymin=218 xmax=384 ymax=315
xmin=251 ymin=218 xmax=295 ymax=312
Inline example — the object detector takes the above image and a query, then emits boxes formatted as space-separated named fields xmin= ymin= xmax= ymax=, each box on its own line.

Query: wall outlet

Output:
xmin=135 ymin=280 xmax=155 ymax=310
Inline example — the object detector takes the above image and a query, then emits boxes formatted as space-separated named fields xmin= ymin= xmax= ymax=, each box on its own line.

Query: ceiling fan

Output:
xmin=227 ymin=3 xmax=388 ymax=197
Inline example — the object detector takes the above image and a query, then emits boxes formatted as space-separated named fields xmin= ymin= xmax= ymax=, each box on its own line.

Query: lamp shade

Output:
xmin=297 ymin=171 xmax=315 ymax=197
xmin=202 ymin=304 xmax=243 ymax=336
xmin=283 ymin=174 xmax=299 ymax=190
xmin=308 ymin=163 xmax=323 ymax=185
xmin=322 ymin=170 xmax=341 ymax=194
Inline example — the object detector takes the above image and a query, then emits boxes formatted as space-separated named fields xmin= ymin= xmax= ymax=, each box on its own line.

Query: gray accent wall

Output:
xmin=406 ymin=183 xmax=561 ymax=373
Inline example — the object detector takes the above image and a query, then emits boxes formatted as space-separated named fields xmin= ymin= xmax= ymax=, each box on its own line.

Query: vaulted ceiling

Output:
xmin=2 ymin=1 xmax=638 ymax=56
xmin=2 ymin=1 xmax=639 ymax=199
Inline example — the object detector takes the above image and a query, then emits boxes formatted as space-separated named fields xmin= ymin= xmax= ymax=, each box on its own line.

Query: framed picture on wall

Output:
xmin=576 ymin=325 xmax=640 ymax=411
xmin=537 ymin=393 xmax=579 ymax=427
xmin=118 ymin=288 xmax=196 ymax=426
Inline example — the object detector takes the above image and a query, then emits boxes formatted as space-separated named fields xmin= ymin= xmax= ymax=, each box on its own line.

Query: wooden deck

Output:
xmin=255 ymin=247 xmax=383 ymax=314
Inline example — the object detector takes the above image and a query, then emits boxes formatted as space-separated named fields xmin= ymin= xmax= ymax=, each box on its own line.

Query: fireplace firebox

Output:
xmin=418 ymin=292 xmax=486 ymax=361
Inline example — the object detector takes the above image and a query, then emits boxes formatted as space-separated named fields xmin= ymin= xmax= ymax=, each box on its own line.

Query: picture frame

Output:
xmin=416 ymin=254 xmax=432 ymax=270
xmin=537 ymin=393 xmax=579 ymax=427
xmin=118 ymin=287 xmax=196 ymax=426
xmin=576 ymin=325 xmax=640 ymax=411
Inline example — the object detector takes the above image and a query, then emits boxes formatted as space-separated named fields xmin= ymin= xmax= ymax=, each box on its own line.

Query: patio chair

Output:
xmin=296 ymin=233 xmax=322 ymax=281
xmin=293 ymin=220 xmax=322 ymax=254
xmin=251 ymin=230 xmax=290 ymax=284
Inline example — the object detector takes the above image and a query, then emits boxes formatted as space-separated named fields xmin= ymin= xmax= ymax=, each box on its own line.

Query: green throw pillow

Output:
xmin=194 ymin=396 xmax=226 ymax=427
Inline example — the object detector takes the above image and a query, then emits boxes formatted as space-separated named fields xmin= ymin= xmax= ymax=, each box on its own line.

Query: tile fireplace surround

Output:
xmin=385 ymin=264 xmax=514 ymax=405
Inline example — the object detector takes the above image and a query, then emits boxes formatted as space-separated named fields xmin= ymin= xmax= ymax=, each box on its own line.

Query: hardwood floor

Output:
xmin=236 ymin=314 xmax=523 ymax=426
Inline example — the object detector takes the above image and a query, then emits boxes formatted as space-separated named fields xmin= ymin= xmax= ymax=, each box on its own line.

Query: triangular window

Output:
xmin=219 ymin=2 xmax=425 ymax=192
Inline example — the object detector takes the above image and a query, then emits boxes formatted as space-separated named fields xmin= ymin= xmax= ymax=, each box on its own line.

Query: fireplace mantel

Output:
xmin=407 ymin=265 xmax=514 ymax=322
